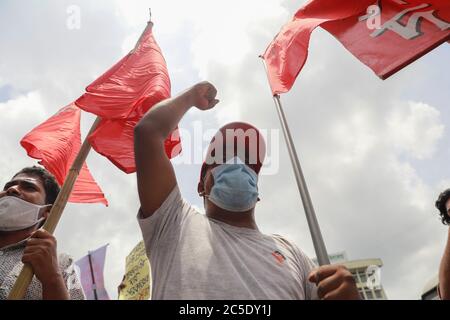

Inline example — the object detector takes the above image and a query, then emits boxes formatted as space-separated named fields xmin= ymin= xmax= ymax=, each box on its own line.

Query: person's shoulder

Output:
xmin=158 ymin=185 xmax=201 ymax=218
xmin=270 ymin=234 xmax=312 ymax=261
xmin=157 ymin=184 xmax=184 ymax=211
xmin=138 ymin=185 xmax=184 ymax=219
xmin=270 ymin=233 xmax=297 ymax=248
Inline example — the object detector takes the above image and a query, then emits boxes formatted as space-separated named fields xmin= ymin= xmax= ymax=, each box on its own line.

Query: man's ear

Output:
xmin=41 ymin=205 xmax=52 ymax=220
xmin=198 ymin=181 xmax=205 ymax=197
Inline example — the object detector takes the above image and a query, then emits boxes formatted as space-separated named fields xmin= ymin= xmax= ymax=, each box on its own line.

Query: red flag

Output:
xmin=263 ymin=0 xmax=450 ymax=95
xmin=75 ymin=22 xmax=171 ymax=120
xmin=323 ymin=0 xmax=450 ymax=79
xmin=88 ymin=119 xmax=181 ymax=174
xmin=21 ymin=103 xmax=108 ymax=206
xmin=75 ymin=22 xmax=181 ymax=173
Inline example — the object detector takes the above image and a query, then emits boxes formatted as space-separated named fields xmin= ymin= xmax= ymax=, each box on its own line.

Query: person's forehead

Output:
xmin=204 ymin=164 xmax=220 ymax=177
xmin=203 ymin=161 xmax=257 ymax=177
xmin=9 ymin=174 xmax=44 ymax=188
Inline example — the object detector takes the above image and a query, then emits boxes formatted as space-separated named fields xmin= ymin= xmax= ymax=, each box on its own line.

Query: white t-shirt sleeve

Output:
xmin=137 ymin=186 xmax=191 ymax=261
xmin=272 ymin=234 xmax=318 ymax=300
xmin=298 ymin=250 xmax=319 ymax=300
xmin=288 ymin=243 xmax=318 ymax=300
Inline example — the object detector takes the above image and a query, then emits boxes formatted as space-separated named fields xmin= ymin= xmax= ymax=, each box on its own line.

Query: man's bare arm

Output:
xmin=134 ymin=81 xmax=219 ymax=218
xmin=22 ymin=230 xmax=70 ymax=300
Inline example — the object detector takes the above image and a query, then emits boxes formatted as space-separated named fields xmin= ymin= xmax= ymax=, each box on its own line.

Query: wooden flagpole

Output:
xmin=87 ymin=251 xmax=99 ymax=300
xmin=8 ymin=116 xmax=102 ymax=300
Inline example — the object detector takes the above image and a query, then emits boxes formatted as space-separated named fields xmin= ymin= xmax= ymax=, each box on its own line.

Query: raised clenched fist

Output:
xmin=187 ymin=81 xmax=220 ymax=110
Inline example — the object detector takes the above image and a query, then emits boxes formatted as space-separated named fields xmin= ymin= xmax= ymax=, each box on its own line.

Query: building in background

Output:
xmin=421 ymin=275 xmax=439 ymax=300
xmin=313 ymin=251 xmax=387 ymax=300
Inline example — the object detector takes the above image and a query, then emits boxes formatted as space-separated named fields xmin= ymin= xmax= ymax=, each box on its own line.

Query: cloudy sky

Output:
xmin=0 ymin=0 xmax=449 ymax=300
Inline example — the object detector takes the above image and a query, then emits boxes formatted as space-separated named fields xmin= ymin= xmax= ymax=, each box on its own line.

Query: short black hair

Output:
xmin=435 ymin=189 xmax=450 ymax=225
xmin=13 ymin=166 xmax=60 ymax=204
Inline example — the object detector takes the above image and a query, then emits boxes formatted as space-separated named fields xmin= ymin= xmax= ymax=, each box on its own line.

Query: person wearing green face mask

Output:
xmin=134 ymin=81 xmax=360 ymax=300
xmin=0 ymin=166 xmax=85 ymax=300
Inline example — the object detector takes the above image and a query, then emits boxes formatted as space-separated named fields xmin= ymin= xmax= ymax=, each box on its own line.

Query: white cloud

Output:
xmin=387 ymin=101 xmax=444 ymax=159
xmin=0 ymin=91 xmax=48 ymax=178
xmin=0 ymin=91 xmax=47 ymax=122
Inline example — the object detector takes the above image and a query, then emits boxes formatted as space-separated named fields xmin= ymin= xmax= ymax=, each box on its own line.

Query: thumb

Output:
xmin=211 ymin=99 xmax=220 ymax=107
xmin=308 ymin=269 xmax=318 ymax=283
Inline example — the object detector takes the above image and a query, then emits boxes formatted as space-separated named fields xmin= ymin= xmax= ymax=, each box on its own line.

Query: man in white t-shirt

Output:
xmin=134 ymin=81 xmax=360 ymax=300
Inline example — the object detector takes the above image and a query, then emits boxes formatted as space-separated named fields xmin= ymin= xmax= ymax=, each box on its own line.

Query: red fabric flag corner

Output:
xmin=20 ymin=103 xmax=108 ymax=206
xmin=322 ymin=0 xmax=450 ymax=80
xmin=263 ymin=0 xmax=450 ymax=95
xmin=88 ymin=119 xmax=182 ymax=174
xmin=75 ymin=22 xmax=171 ymax=120
xmin=75 ymin=21 xmax=180 ymax=173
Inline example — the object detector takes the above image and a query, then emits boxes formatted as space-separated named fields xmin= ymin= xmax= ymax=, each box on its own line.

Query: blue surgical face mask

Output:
xmin=205 ymin=157 xmax=259 ymax=212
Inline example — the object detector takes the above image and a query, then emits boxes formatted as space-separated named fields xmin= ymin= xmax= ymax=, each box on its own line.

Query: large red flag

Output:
xmin=75 ymin=22 xmax=181 ymax=173
xmin=263 ymin=0 xmax=450 ymax=95
xmin=88 ymin=119 xmax=181 ymax=174
xmin=21 ymin=103 xmax=108 ymax=206
xmin=323 ymin=0 xmax=450 ymax=79
xmin=75 ymin=22 xmax=170 ymax=120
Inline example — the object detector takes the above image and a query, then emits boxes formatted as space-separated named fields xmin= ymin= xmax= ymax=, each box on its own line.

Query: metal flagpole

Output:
xmin=88 ymin=251 xmax=99 ymax=300
xmin=261 ymin=59 xmax=330 ymax=266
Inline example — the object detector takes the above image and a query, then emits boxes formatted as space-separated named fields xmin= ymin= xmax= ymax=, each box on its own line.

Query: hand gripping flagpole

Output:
xmin=261 ymin=59 xmax=330 ymax=266
xmin=8 ymin=117 xmax=102 ymax=300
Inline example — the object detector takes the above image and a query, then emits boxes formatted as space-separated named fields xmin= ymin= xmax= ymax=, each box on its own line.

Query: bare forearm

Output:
xmin=42 ymin=275 xmax=70 ymax=300
xmin=133 ymin=81 xmax=219 ymax=216
xmin=134 ymin=89 xmax=194 ymax=216
xmin=135 ymin=90 xmax=194 ymax=140
xmin=439 ymin=228 xmax=450 ymax=299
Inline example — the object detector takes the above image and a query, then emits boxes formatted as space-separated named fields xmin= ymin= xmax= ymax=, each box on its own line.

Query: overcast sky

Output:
xmin=0 ymin=0 xmax=449 ymax=300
